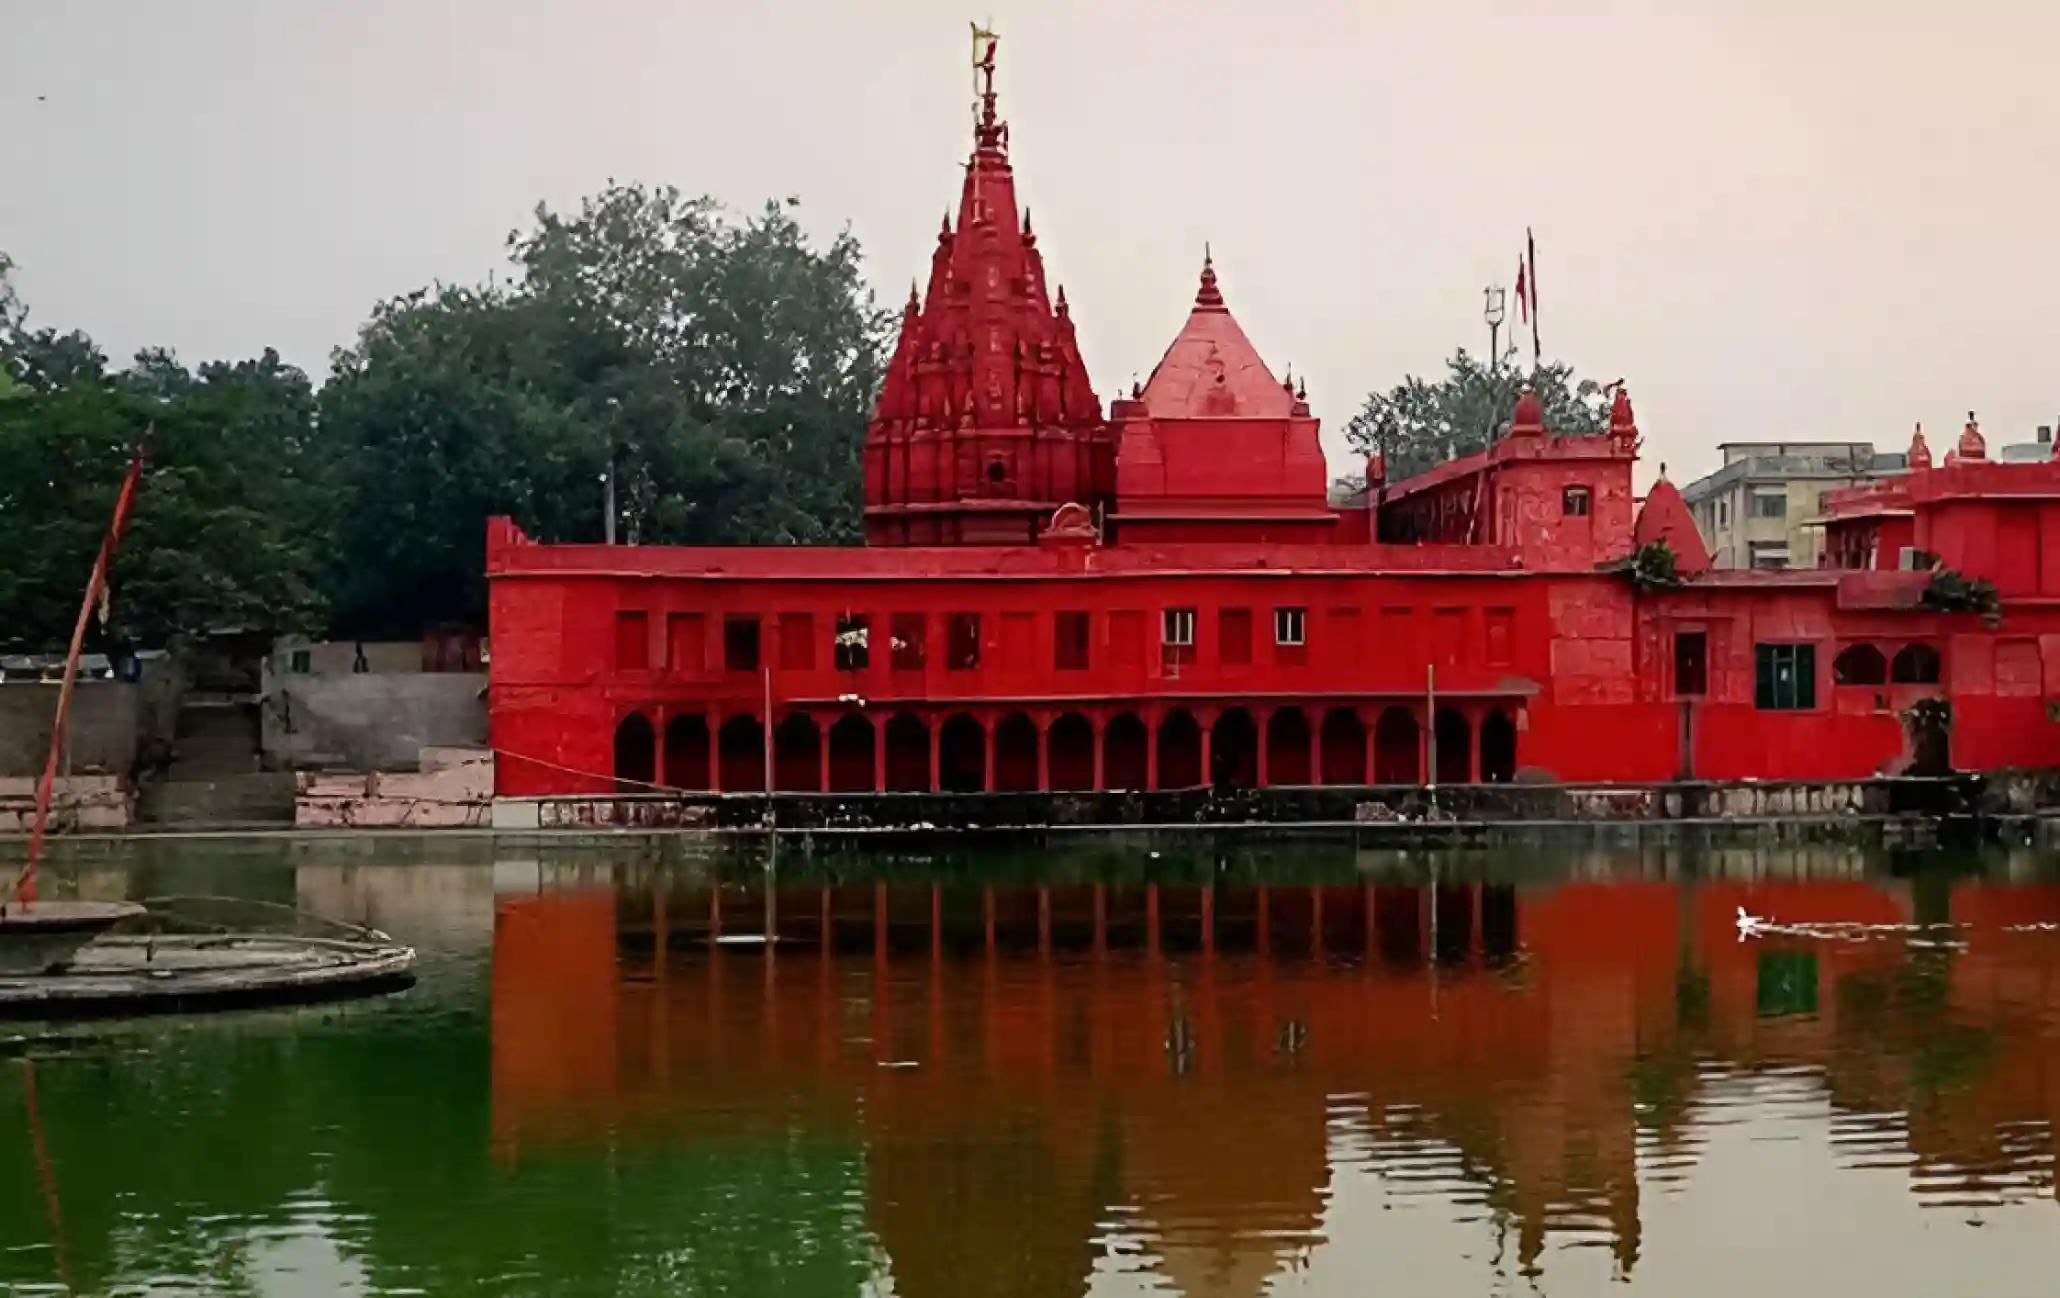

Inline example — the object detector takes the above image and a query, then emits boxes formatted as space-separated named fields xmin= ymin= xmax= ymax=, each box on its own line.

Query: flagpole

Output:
xmin=1527 ymin=227 xmax=1541 ymax=371
xmin=7 ymin=434 xmax=149 ymax=910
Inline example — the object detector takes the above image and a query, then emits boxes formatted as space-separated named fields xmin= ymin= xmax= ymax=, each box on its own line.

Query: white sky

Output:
xmin=5 ymin=0 xmax=2057 ymax=487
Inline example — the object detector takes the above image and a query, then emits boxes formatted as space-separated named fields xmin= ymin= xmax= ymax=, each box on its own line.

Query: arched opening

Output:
xmin=718 ymin=715 xmax=764 ymax=792
xmin=1892 ymin=642 xmax=1941 ymax=684
xmin=884 ymin=713 xmax=930 ymax=791
xmin=1480 ymin=709 xmax=1517 ymax=783
xmin=827 ymin=714 xmax=874 ymax=792
xmin=1049 ymin=712 xmax=1096 ymax=790
xmin=662 ymin=713 xmax=709 ymax=790
xmin=773 ymin=713 xmax=821 ymax=791
xmin=613 ymin=711 xmax=655 ymax=792
xmin=939 ymin=712 xmax=986 ymax=792
xmin=1434 ymin=708 xmax=1471 ymax=785
xmin=1374 ymin=707 xmax=1420 ymax=783
xmin=1211 ymin=708 xmax=1258 ymax=788
xmin=1104 ymin=713 xmax=1148 ymax=790
xmin=1158 ymin=710 xmax=1203 ymax=789
xmin=994 ymin=711 xmax=1040 ymax=791
xmin=1264 ymin=708 xmax=1312 ymax=786
xmin=1834 ymin=643 xmax=1888 ymax=685
xmin=1320 ymin=708 xmax=1366 ymax=785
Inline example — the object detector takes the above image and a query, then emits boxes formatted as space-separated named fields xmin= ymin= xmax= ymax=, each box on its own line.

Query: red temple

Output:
xmin=486 ymin=45 xmax=2060 ymax=798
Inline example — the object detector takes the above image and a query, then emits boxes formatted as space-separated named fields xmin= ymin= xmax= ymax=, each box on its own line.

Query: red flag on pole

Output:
xmin=1527 ymin=227 xmax=1541 ymax=366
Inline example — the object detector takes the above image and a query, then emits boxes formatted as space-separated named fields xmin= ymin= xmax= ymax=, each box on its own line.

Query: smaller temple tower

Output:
xmin=862 ymin=36 xmax=1110 ymax=545
xmin=1108 ymin=251 xmax=1332 ymax=543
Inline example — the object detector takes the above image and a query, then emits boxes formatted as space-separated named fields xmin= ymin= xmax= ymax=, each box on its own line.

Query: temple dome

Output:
xmin=1136 ymin=252 xmax=1295 ymax=420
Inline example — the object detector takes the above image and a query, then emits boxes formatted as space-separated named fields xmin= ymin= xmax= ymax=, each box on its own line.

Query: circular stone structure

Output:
xmin=0 ymin=900 xmax=149 ymax=976
xmin=0 ymin=933 xmax=416 ymax=1019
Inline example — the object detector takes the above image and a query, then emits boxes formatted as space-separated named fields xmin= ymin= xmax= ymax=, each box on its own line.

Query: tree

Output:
xmin=0 ymin=312 xmax=330 ymax=651
xmin=1344 ymin=350 xmax=1610 ymax=483
xmin=319 ymin=184 xmax=889 ymax=637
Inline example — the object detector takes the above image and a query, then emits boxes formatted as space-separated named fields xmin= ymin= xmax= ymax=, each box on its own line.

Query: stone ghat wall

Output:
xmin=0 ymin=775 xmax=132 ymax=832
xmin=491 ymin=772 xmax=2060 ymax=841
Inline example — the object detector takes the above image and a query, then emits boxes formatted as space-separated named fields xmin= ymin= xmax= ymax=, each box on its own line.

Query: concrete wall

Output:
xmin=0 ymin=683 xmax=146 ymax=777
xmin=264 ymin=673 xmax=487 ymax=771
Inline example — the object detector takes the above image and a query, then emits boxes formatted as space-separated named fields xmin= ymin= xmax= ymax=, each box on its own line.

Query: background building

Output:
xmin=1680 ymin=441 xmax=1906 ymax=570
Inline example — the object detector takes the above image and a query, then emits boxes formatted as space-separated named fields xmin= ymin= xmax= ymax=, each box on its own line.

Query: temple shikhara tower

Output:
xmin=484 ymin=38 xmax=2060 ymax=803
xmin=863 ymin=40 xmax=1109 ymax=545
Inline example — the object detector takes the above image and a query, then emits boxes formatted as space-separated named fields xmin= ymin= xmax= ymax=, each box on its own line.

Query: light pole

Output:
xmin=1483 ymin=285 xmax=1507 ymax=372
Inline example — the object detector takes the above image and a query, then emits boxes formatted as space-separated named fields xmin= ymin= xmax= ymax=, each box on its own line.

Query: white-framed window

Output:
xmin=1273 ymin=606 xmax=1306 ymax=646
xmin=1562 ymin=485 xmax=1591 ymax=517
xmin=1163 ymin=607 xmax=1196 ymax=647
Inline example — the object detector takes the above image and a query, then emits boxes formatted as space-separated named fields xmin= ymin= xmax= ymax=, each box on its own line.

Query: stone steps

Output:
xmin=136 ymin=772 xmax=296 ymax=827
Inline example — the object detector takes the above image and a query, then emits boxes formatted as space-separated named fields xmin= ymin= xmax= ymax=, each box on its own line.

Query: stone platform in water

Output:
xmin=0 ymin=933 xmax=415 ymax=1019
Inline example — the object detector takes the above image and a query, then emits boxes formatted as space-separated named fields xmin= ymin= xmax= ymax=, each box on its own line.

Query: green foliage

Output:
xmin=321 ymin=184 xmax=889 ymax=636
xmin=2 ymin=185 xmax=890 ymax=647
xmin=1345 ymin=349 xmax=1610 ymax=483
xmin=1621 ymin=540 xmax=1683 ymax=591
xmin=1919 ymin=566 xmax=2002 ymax=625
xmin=0 ymin=329 xmax=330 ymax=651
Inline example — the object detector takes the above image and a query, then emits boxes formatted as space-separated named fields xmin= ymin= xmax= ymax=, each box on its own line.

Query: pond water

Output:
xmin=4 ymin=836 xmax=2060 ymax=1296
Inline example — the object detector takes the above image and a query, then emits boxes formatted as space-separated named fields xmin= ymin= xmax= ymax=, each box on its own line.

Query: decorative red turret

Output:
xmin=863 ymin=35 xmax=1110 ymax=545
xmin=1908 ymin=423 xmax=1932 ymax=470
xmin=1957 ymin=411 xmax=1986 ymax=461
xmin=1509 ymin=386 xmax=1546 ymax=437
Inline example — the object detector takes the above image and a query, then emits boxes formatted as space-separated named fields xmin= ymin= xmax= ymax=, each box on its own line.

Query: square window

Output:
xmin=287 ymin=649 xmax=311 ymax=675
xmin=1163 ymin=608 xmax=1196 ymax=647
xmin=947 ymin=612 xmax=980 ymax=670
xmin=890 ymin=613 xmax=926 ymax=671
xmin=834 ymin=614 xmax=869 ymax=671
xmin=1754 ymin=643 xmax=1816 ymax=710
xmin=723 ymin=615 xmax=760 ymax=673
xmin=1273 ymin=607 xmax=1306 ymax=646
xmin=1055 ymin=611 xmax=1090 ymax=671
xmin=1562 ymin=486 xmax=1591 ymax=517
xmin=614 ymin=610 xmax=650 ymax=671
xmin=1219 ymin=608 xmax=1252 ymax=665
xmin=1752 ymin=491 xmax=1788 ymax=519
xmin=1748 ymin=541 xmax=1790 ymax=570
xmin=1674 ymin=630 xmax=1708 ymax=696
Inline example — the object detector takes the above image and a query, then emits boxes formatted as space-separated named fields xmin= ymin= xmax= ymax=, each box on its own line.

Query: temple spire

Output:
xmin=972 ymin=28 xmax=1006 ymax=156
xmin=1194 ymin=245 xmax=1225 ymax=312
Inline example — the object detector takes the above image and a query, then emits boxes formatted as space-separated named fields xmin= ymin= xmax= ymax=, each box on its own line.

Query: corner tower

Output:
xmin=863 ymin=36 xmax=1110 ymax=546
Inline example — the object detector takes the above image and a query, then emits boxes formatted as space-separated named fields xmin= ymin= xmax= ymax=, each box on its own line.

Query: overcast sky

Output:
xmin=5 ymin=0 xmax=2057 ymax=485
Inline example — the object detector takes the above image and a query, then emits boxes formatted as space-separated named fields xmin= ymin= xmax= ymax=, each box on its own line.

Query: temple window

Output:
xmin=1891 ymin=642 xmax=1942 ymax=684
xmin=947 ymin=613 xmax=981 ymax=671
xmin=668 ymin=614 xmax=706 ymax=676
xmin=1162 ymin=608 xmax=1196 ymax=648
xmin=1754 ymin=643 xmax=1816 ymax=710
xmin=1055 ymin=611 xmax=1090 ymax=671
xmin=1485 ymin=608 xmax=1515 ymax=667
xmin=891 ymin=613 xmax=927 ymax=671
xmin=1273 ymin=607 xmax=1306 ymax=647
xmin=1832 ymin=643 xmax=1887 ymax=686
xmin=1561 ymin=486 xmax=1591 ymax=517
xmin=779 ymin=613 xmax=814 ymax=672
xmin=723 ymin=615 xmax=760 ymax=673
xmin=1674 ymin=631 xmax=1708 ymax=696
xmin=1219 ymin=608 xmax=1253 ymax=665
xmin=834 ymin=614 xmax=869 ymax=671
xmin=614 ymin=611 xmax=650 ymax=671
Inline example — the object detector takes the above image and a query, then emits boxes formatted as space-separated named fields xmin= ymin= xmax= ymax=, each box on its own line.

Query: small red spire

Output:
xmin=1055 ymin=283 xmax=1069 ymax=319
xmin=1957 ymin=411 xmax=1986 ymax=461
xmin=1908 ymin=422 xmax=1932 ymax=470
xmin=1509 ymin=386 xmax=1546 ymax=437
xmin=1609 ymin=383 xmax=1635 ymax=434
xmin=905 ymin=281 xmax=920 ymax=315
xmin=1194 ymin=244 xmax=1225 ymax=312
xmin=939 ymin=210 xmax=953 ymax=241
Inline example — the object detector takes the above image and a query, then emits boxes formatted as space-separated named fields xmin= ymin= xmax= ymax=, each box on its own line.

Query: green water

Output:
xmin=4 ymin=837 xmax=2060 ymax=1296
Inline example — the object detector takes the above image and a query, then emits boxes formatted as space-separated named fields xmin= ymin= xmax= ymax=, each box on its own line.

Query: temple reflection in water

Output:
xmin=487 ymin=851 xmax=2060 ymax=1293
